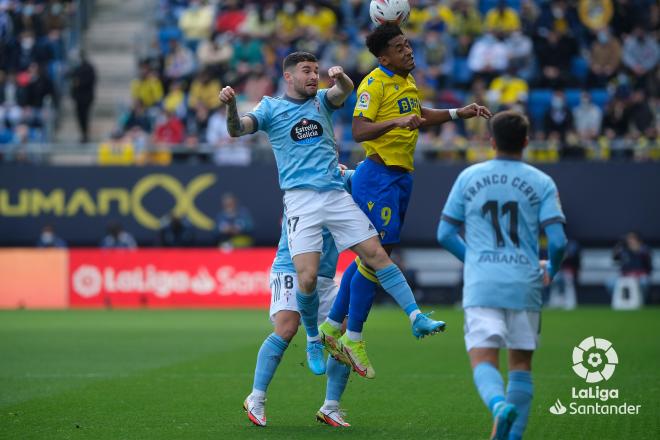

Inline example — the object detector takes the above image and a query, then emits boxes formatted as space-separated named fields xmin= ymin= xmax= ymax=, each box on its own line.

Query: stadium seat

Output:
xmin=452 ymin=57 xmax=472 ymax=87
xmin=527 ymin=89 xmax=553 ymax=129
xmin=590 ymin=89 xmax=610 ymax=109
xmin=612 ymin=277 xmax=644 ymax=310
xmin=570 ymin=56 xmax=589 ymax=84
xmin=565 ymin=89 xmax=582 ymax=108
xmin=548 ymin=273 xmax=578 ymax=310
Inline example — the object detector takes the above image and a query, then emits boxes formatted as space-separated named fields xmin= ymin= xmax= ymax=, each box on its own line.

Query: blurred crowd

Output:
xmin=0 ymin=0 xmax=77 ymax=154
xmin=113 ymin=0 xmax=658 ymax=165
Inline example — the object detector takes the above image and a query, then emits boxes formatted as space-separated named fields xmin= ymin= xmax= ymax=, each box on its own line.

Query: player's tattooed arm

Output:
xmin=326 ymin=66 xmax=354 ymax=107
xmin=219 ymin=86 xmax=255 ymax=137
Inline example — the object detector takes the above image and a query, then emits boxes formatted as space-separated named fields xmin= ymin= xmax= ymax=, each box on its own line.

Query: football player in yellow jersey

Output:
xmin=319 ymin=24 xmax=491 ymax=378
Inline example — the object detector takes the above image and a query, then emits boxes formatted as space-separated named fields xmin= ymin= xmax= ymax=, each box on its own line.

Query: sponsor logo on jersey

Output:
xmin=290 ymin=118 xmax=323 ymax=144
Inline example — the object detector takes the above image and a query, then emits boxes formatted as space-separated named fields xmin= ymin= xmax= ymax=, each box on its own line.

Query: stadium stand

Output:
xmin=0 ymin=0 xmax=93 ymax=155
xmin=19 ymin=0 xmax=647 ymax=167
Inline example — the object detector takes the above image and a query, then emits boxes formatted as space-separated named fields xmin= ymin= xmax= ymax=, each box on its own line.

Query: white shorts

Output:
xmin=464 ymin=307 xmax=540 ymax=351
xmin=283 ymin=189 xmax=378 ymax=257
xmin=269 ymin=272 xmax=338 ymax=325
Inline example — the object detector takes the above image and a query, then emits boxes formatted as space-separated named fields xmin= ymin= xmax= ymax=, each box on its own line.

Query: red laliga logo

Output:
xmin=69 ymin=249 xmax=354 ymax=309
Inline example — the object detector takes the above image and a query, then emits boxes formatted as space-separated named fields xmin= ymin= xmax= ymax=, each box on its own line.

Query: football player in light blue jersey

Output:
xmin=243 ymin=171 xmax=355 ymax=427
xmin=437 ymin=111 xmax=567 ymax=440
xmin=220 ymin=51 xmax=445 ymax=382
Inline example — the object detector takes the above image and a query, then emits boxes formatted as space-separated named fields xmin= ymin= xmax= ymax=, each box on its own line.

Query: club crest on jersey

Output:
xmin=356 ymin=92 xmax=370 ymax=110
xmin=290 ymin=118 xmax=323 ymax=144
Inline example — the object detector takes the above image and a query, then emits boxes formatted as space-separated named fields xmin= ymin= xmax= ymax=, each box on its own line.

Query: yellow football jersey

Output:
xmin=353 ymin=65 xmax=421 ymax=170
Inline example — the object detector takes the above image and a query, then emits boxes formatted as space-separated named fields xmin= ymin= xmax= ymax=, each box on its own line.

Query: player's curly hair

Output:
xmin=490 ymin=111 xmax=529 ymax=153
xmin=366 ymin=24 xmax=404 ymax=57
xmin=283 ymin=51 xmax=318 ymax=71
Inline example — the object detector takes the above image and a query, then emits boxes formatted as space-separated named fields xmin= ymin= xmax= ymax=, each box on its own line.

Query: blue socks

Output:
xmin=347 ymin=269 xmax=377 ymax=332
xmin=252 ymin=333 xmax=288 ymax=394
xmin=251 ymin=333 xmax=351 ymax=408
xmin=376 ymin=264 xmax=419 ymax=317
xmin=328 ymin=261 xmax=357 ymax=323
xmin=507 ymin=370 xmax=533 ymax=440
xmin=296 ymin=289 xmax=319 ymax=339
xmin=473 ymin=362 xmax=506 ymax=414
xmin=325 ymin=355 xmax=350 ymax=403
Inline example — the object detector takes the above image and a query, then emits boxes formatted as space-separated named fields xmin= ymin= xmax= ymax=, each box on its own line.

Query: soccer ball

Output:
xmin=369 ymin=0 xmax=410 ymax=26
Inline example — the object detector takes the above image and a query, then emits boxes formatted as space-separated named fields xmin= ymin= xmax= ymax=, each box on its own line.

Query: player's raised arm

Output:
xmin=218 ymin=86 xmax=256 ymax=137
xmin=326 ymin=66 xmax=354 ymax=107
xmin=420 ymin=103 xmax=493 ymax=128
xmin=352 ymin=114 xmax=427 ymax=142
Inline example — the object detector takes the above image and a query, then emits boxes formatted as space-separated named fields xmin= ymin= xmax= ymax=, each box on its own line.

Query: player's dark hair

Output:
xmin=490 ymin=111 xmax=529 ymax=153
xmin=366 ymin=23 xmax=404 ymax=57
xmin=283 ymin=51 xmax=318 ymax=72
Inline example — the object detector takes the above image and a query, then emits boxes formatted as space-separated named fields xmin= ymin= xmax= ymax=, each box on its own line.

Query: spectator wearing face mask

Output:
xmin=587 ymin=28 xmax=621 ymax=87
xmin=622 ymin=25 xmax=659 ymax=94
xmin=467 ymin=32 xmax=509 ymax=83
xmin=197 ymin=32 xmax=234 ymax=75
xmin=534 ymin=29 xmax=577 ymax=88
xmin=543 ymin=90 xmax=573 ymax=144
xmin=572 ymin=92 xmax=602 ymax=141
xmin=36 ymin=224 xmax=67 ymax=248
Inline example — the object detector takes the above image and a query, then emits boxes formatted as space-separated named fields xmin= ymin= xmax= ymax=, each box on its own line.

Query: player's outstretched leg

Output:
xmin=244 ymin=332 xmax=289 ymax=427
xmin=472 ymin=361 xmax=517 ymax=440
xmin=354 ymin=237 xmax=446 ymax=339
xmin=316 ymin=355 xmax=351 ymax=427
xmin=506 ymin=370 xmax=533 ymax=439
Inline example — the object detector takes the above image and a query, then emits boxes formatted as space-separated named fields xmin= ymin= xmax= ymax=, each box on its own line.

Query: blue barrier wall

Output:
xmin=1 ymin=162 xmax=658 ymax=246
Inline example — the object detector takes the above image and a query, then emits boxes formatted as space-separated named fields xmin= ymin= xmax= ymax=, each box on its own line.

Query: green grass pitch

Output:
xmin=1 ymin=307 xmax=658 ymax=439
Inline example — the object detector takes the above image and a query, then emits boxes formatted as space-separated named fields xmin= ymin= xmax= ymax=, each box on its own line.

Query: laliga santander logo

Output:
xmin=572 ymin=336 xmax=618 ymax=383
xmin=549 ymin=336 xmax=641 ymax=416
xmin=72 ymin=265 xmax=103 ymax=298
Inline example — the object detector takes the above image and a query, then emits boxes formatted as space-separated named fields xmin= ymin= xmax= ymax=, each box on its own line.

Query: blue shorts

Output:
xmin=350 ymin=158 xmax=413 ymax=245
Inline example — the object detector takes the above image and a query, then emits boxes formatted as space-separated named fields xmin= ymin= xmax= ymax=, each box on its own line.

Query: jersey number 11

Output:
xmin=482 ymin=200 xmax=520 ymax=248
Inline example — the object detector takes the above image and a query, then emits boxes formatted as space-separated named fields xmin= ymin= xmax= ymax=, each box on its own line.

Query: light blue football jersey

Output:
xmin=271 ymin=170 xmax=355 ymax=278
xmin=442 ymin=159 xmax=565 ymax=311
xmin=247 ymin=89 xmax=344 ymax=192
